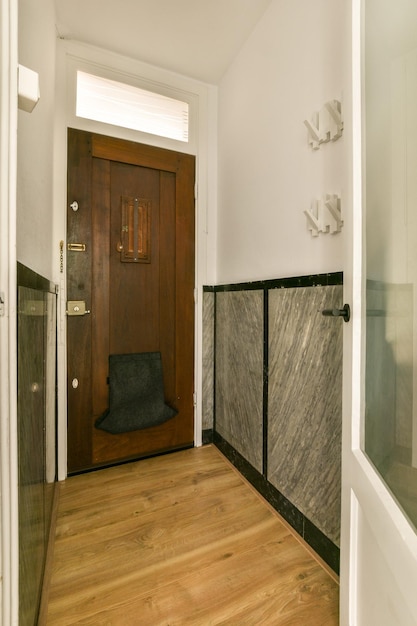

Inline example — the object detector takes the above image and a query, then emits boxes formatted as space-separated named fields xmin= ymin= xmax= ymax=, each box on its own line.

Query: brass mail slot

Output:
xmin=67 ymin=242 xmax=86 ymax=252
xmin=66 ymin=301 xmax=90 ymax=316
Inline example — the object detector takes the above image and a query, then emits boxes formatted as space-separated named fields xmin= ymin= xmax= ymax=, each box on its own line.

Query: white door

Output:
xmin=340 ymin=1 xmax=417 ymax=624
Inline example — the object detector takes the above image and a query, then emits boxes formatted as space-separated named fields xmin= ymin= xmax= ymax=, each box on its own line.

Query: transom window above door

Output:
xmin=76 ymin=70 xmax=189 ymax=142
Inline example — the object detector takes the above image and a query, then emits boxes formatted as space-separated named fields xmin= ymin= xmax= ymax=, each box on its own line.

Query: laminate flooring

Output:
xmin=45 ymin=445 xmax=339 ymax=625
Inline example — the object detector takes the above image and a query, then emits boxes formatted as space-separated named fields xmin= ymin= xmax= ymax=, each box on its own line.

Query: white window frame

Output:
xmin=63 ymin=43 xmax=200 ymax=155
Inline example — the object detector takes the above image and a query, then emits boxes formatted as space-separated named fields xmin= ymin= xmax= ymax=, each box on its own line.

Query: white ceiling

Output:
xmin=54 ymin=0 xmax=272 ymax=84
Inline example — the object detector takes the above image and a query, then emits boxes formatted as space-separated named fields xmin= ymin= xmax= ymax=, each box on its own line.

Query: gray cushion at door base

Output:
xmin=95 ymin=400 xmax=177 ymax=434
xmin=95 ymin=352 xmax=177 ymax=434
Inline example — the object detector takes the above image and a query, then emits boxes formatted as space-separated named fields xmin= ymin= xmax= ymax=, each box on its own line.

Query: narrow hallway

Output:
xmin=43 ymin=445 xmax=338 ymax=625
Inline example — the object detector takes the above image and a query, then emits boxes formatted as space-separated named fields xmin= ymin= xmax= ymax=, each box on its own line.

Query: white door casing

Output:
xmin=0 ymin=0 xmax=19 ymax=623
xmin=340 ymin=1 xmax=417 ymax=624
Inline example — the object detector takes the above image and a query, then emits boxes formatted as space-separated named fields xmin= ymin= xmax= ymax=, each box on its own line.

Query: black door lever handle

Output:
xmin=322 ymin=303 xmax=350 ymax=322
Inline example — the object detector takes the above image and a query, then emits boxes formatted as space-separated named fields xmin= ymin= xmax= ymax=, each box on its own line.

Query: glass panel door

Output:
xmin=364 ymin=0 xmax=417 ymax=531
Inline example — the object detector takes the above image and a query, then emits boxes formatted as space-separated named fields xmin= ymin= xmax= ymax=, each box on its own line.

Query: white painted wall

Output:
xmin=217 ymin=0 xmax=347 ymax=284
xmin=17 ymin=0 xmax=56 ymax=280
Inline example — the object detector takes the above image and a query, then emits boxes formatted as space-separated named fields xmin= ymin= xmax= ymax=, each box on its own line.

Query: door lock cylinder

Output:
xmin=66 ymin=301 xmax=91 ymax=316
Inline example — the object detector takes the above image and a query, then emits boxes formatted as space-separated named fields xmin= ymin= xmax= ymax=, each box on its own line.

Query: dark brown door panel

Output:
xmin=67 ymin=129 xmax=195 ymax=473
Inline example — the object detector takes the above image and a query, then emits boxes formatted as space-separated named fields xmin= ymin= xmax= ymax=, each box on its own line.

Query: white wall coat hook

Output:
xmin=325 ymin=100 xmax=343 ymax=141
xmin=303 ymin=113 xmax=324 ymax=150
xmin=324 ymin=194 xmax=343 ymax=232
xmin=304 ymin=194 xmax=343 ymax=237
xmin=304 ymin=199 xmax=321 ymax=237
xmin=304 ymin=99 xmax=343 ymax=149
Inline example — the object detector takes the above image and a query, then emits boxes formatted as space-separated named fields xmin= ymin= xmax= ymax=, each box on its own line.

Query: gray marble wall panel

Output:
xmin=18 ymin=287 xmax=46 ymax=626
xmin=202 ymin=291 xmax=214 ymax=430
xmin=216 ymin=290 xmax=264 ymax=472
xmin=18 ymin=283 xmax=57 ymax=625
xmin=268 ymin=285 xmax=342 ymax=545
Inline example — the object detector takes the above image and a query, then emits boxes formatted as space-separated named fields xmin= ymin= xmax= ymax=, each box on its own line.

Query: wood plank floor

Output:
xmin=44 ymin=445 xmax=339 ymax=625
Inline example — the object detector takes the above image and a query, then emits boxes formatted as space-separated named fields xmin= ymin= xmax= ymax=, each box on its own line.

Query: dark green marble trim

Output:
xmin=17 ymin=262 xmax=56 ymax=294
xmin=205 ymin=271 xmax=343 ymax=293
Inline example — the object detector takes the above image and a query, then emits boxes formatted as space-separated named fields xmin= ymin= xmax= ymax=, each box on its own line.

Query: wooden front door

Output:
xmin=66 ymin=129 xmax=195 ymax=474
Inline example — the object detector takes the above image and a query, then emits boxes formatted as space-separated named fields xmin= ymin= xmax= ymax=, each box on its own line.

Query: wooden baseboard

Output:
xmin=37 ymin=481 xmax=61 ymax=626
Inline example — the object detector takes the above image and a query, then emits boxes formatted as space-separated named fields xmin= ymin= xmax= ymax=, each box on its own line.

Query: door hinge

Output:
xmin=0 ymin=292 xmax=5 ymax=317
xmin=194 ymin=182 xmax=198 ymax=200
xmin=193 ymin=392 xmax=197 ymax=406
xmin=194 ymin=288 xmax=198 ymax=303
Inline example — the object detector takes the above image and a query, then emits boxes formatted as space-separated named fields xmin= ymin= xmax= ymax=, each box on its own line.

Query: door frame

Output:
xmin=53 ymin=40 xmax=218 ymax=479
xmin=0 ymin=0 xmax=19 ymax=622
xmin=340 ymin=1 xmax=417 ymax=623
xmin=66 ymin=130 xmax=196 ymax=471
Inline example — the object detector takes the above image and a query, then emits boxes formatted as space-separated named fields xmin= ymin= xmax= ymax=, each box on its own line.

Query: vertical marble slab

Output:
xmin=18 ymin=286 xmax=46 ymax=625
xmin=18 ymin=282 xmax=57 ymax=626
xmin=202 ymin=291 xmax=215 ymax=431
xmin=268 ymin=285 xmax=342 ymax=545
xmin=215 ymin=290 xmax=264 ymax=473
